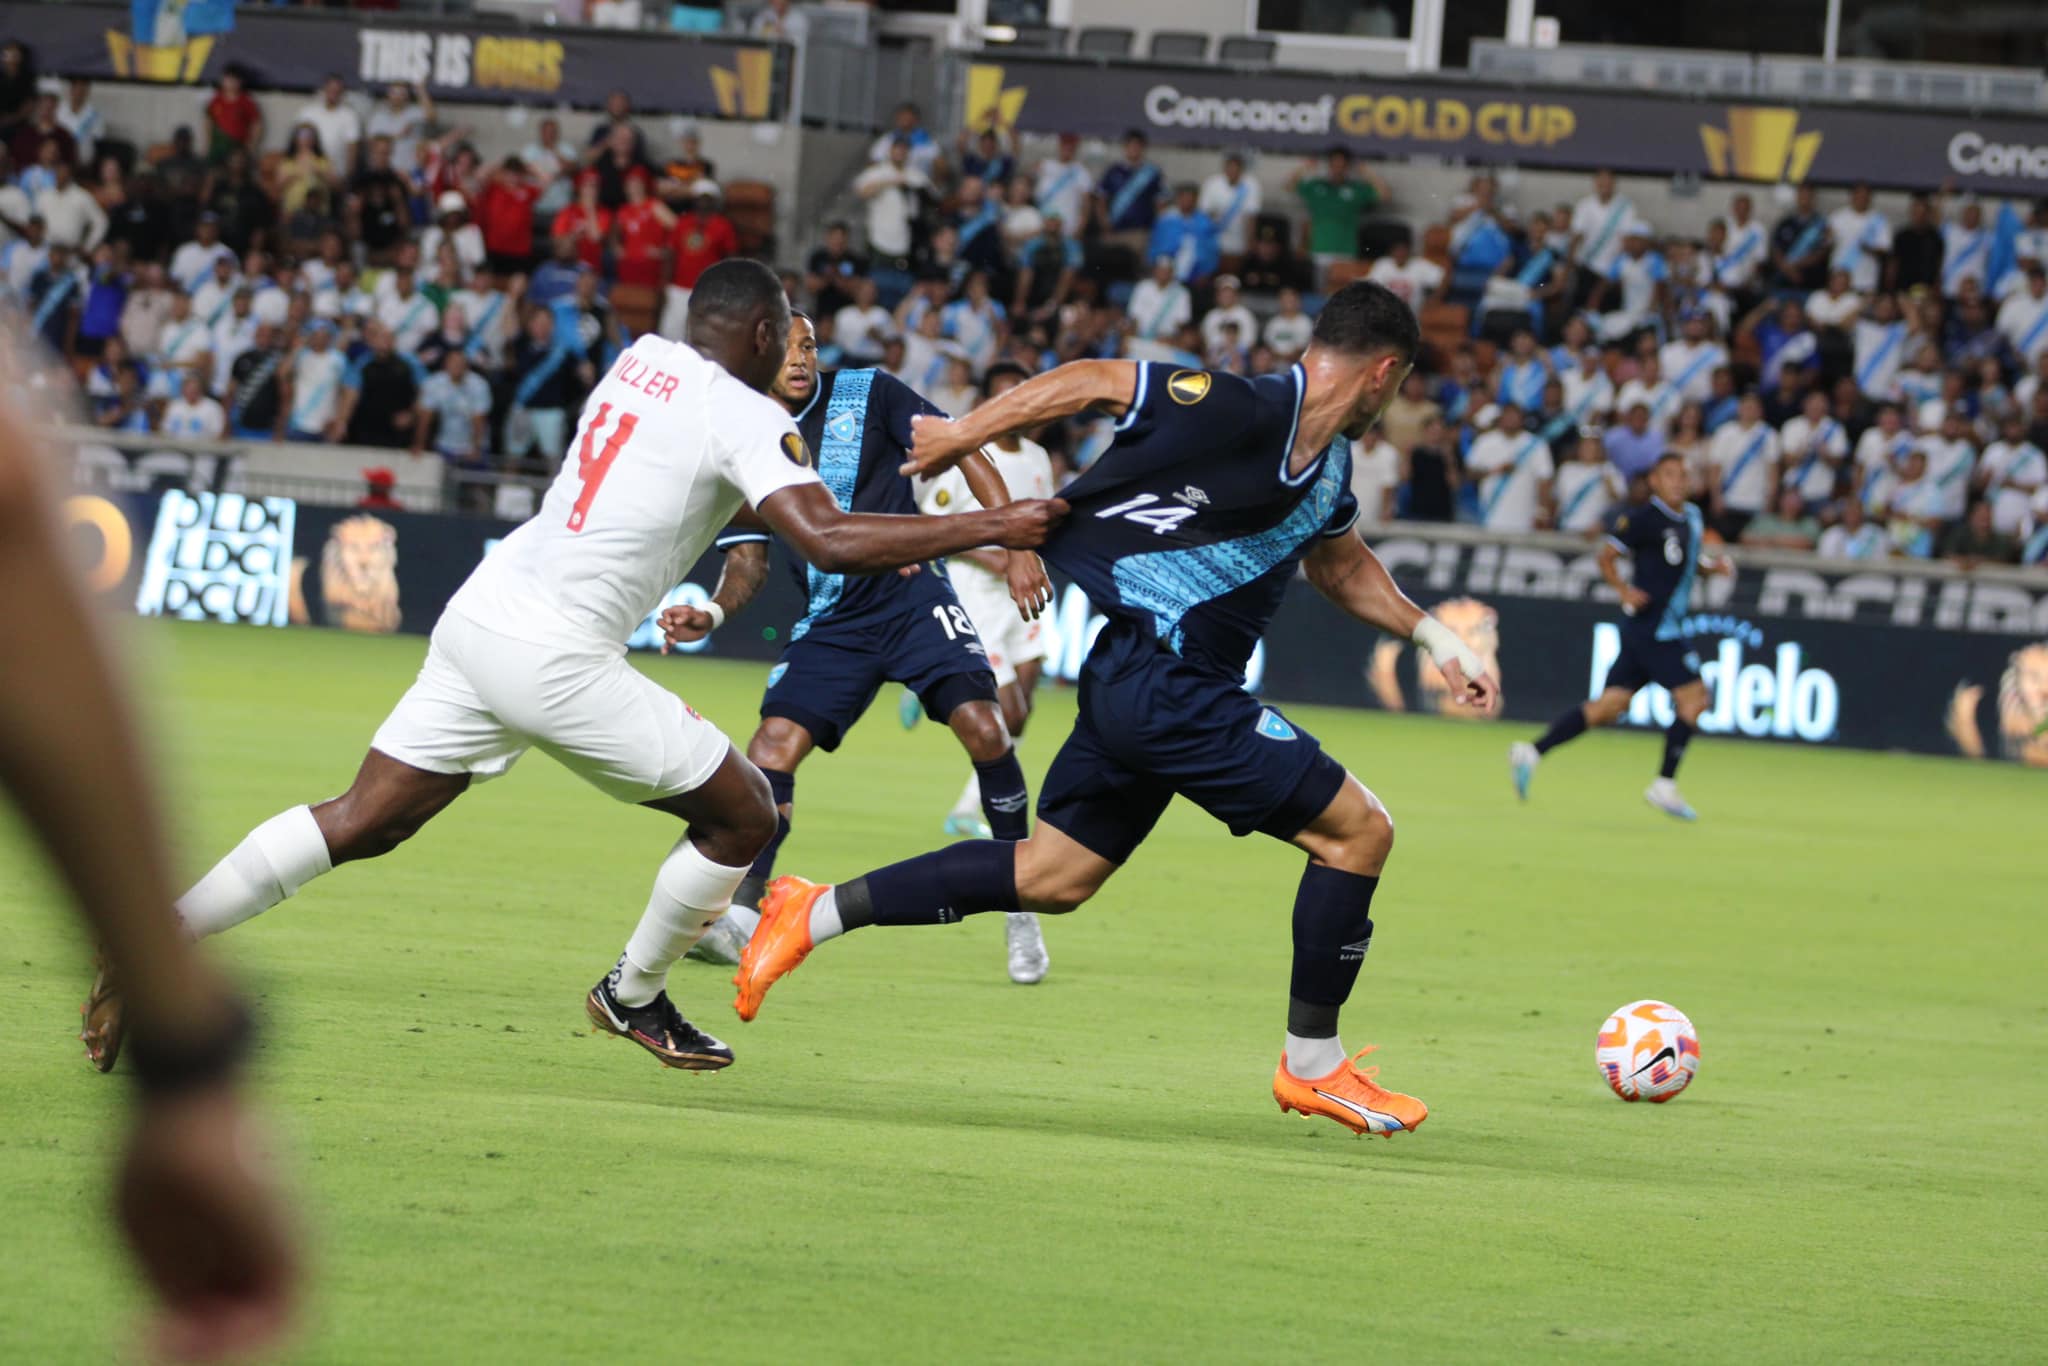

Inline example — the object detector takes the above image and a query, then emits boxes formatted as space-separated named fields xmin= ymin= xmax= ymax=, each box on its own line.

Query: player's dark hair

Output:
xmin=1309 ymin=281 xmax=1419 ymax=363
xmin=981 ymin=361 xmax=1031 ymax=396
xmin=687 ymin=258 xmax=787 ymax=329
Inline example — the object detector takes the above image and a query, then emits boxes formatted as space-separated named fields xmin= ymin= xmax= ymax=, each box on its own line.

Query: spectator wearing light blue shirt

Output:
xmin=412 ymin=349 xmax=494 ymax=468
xmin=1147 ymin=184 xmax=1220 ymax=286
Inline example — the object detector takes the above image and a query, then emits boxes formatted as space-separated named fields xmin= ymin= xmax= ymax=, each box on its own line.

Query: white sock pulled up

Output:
xmin=1283 ymin=1031 xmax=1348 ymax=1080
xmin=612 ymin=838 xmax=750 ymax=1007
xmin=175 ymin=805 xmax=333 ymax=938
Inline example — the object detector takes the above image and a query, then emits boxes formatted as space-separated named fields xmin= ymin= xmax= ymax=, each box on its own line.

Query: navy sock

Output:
xmin=974 ymin=752 xmax=1030 ymax=840
xmin=1661 ymin=718 xmax=1694 ymax=780
xmin=1533 ymin=706 xmax=1588 ymax=755
xmin=840 ymin=840 xmax=1020 ymax=929
xmin=747 ymin=768 xmax=795 ymax=882
xmin=1289 ymin=864 xmax=1379 ymax=1028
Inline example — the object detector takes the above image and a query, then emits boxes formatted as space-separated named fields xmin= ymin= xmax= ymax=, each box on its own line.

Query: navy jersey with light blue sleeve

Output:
xmin=1033 ymin=362 xmax=1358 ymax=864
xmin=1041 ymin=362 xmax=1359 ymax=680
xmin=1605 ymin=496 xmax=1703 ymax=641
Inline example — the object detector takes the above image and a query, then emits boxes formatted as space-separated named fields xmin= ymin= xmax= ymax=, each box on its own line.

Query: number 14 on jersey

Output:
xmin=1095 ymin=493 xmax=1196 ymax=535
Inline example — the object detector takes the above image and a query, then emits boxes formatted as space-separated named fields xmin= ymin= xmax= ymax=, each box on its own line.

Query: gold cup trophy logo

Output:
xmin=965 ymin=65 xmax=1028 ymax=133
xmin=712 ymin=48 xmax=777 ymax=120
xmin=1699 ymin=108 xmax=1823 ymax=184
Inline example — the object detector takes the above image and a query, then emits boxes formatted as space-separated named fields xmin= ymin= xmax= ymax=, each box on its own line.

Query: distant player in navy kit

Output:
xmin=688 ymin=312 xmax=1050 ymax=965
xmin=1510 ymin=451 xmax=1734 ymax=820
xmin=732 ymin=284 xmax=1503 ymax=1138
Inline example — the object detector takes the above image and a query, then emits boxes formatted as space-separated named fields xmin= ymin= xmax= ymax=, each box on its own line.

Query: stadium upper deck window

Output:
xmin=1253 ymin=0 xmax=1411 ymax=39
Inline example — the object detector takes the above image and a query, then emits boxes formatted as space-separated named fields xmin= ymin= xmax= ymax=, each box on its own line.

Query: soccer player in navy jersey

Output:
xmin=1510 ymin=451 xmax=1734 ymax=820
xmin=686 ymin=312 xmax=1052 ymax=966
xmin=732 ymin=283 xmax=1501 ymax=1138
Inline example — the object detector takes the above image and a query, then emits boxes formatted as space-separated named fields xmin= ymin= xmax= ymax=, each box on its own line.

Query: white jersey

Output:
xmin=919 ymin=436 xmax=1055 ymax=586
xmin=449 ymin=337 xmax=821 ymax=650
xmin=1709 ymin=421 xmax=1779 ymax=512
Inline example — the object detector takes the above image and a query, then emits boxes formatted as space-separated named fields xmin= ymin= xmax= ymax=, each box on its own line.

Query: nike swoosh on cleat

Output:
xmin=1631 ymin=1046 xmax=1676 ymax=1077
xmin=1312 ymin=1087 xmax=1404 ymax=1132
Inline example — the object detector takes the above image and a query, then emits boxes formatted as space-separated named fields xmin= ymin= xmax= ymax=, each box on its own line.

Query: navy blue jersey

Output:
xmin=718 ymin=368 xmax=953 ymax=636
xmin=1042 ymin=362 xmax=1359 ymax=680
xmin=1606 ymin=496 xmax=1704 ymax=641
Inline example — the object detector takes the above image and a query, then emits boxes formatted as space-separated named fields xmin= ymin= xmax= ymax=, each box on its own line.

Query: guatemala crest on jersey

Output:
xmin=825 ymin=409 xmax=861 ymax=445
xmin=781 ymin=431 xmax=812 ymax=467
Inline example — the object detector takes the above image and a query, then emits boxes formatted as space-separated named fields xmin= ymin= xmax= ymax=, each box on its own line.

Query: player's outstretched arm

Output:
xmin=0 ymin=402 xmax=300 ymax=1360
xmin=903 ymin=359 xmax=1139 ymax=478
xmin=757 ymin=482 xmax=1067 ymax=576
xmin=1305 ymin=529 xmax=1500 ymax=713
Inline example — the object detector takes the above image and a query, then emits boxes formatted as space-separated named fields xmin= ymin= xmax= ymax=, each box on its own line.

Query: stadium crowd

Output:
xmin=2 ymin=48 xmax=2044 ymax=567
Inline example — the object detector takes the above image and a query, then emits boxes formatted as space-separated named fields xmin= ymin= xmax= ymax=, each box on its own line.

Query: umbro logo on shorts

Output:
xmin=1255 ymin=709 xmax=1296 ymax=741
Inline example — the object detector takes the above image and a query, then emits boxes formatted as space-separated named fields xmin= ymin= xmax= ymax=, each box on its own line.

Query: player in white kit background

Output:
xmin=79 ymin=260 xmax=1066 ymax=1075
xmin=913 ymin=362 xmax=1058 ymax=983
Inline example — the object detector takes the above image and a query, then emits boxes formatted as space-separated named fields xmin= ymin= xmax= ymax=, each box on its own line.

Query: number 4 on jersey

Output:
xmin=568 ymin=402 xmax=639 ymax=532
xmin=1095 ymin=492 xmax=1197 ymax=535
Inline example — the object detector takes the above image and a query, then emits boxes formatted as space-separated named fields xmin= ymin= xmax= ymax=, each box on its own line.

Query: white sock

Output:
xmin=613 ymin=838 xmax=750 ymax=1007
xmin=808 ymin=887 xmax=846 ymax=944
xmin=1284 ymin=1032 xmax=1347 ymax=1079
xmin=951 ymin=772 xmax=981 ymax=820
xmin=721 ymin=904 xmax=761 ymax=938
xmin=175 ymin=805 xmax=332 ymax=938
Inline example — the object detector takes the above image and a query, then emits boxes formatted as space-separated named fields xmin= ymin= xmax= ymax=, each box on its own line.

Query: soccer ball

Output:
xmin=1595 ymin=1000 xmax=1700 ymax=1102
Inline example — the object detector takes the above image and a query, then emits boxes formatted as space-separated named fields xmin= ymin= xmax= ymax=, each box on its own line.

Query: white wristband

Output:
xmin=703 ymin=602 xmax=726 ymax=632
xmin=1412 ymin=615 xmax=1482 ymax=679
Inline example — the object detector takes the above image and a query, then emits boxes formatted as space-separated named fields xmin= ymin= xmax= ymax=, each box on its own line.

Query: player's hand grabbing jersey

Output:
xmin=449 ymin=335 xmax=820 ymax=649
xmin=1040 ymin=362 xmax=1358 ymax=680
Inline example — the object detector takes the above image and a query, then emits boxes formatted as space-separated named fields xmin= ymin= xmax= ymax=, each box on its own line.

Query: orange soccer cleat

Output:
xmin=732 ymin=875 xmax=827 ymax=1021
xmin=1273 ymin=1045 xmax=1429 ymax=1138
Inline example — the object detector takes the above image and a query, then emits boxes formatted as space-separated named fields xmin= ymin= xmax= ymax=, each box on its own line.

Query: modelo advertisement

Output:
xmin=66 ymin=493 xmax=2047 ymax=767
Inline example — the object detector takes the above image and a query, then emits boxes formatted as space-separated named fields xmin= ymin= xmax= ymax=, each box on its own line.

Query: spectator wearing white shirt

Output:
xmin=295 ymin=77 xmax=362 ymax=176
xmin=419 ymin=191 xmax=486 ymax=279
xmin=1805 ymin=268 xmax=1863 ymax=330
xmin=55 ymin=78 xmax=104 ymax=164
xmin=365 ymin=84 xmax=431 ymax=179
xmin=1976 ymin=414 xmax=2047 ymax=536
xmin=411 ymin=349 xmax=494 ymax=466
xmin=1825 ymin=183 xmax=1891 ymax=294
xmin=1033 ymin=133 xmax=1089 ymax=239
xmin=2014 ymin=350 xmax=2048 ymax=416
xmin=160 ymin=368 xmax=225 ymax=440
xmin=1778 ymin=390 xmax=1849 ymax=510
xmin=1885 ymin=449 xmax=1947 ymax=556
xmin=1569 ymin=168 xmax=1635 ymax=283
xmin=1199 ymin=275 xmax=1257 ymax=357
xmin=1554 ymin=433 xmax=1624 ymax=534
xmin=867 ymin=103 xmax=942 ymax=179
xmin=1126 ymin=255 xmax=1192 ymax=346
xmin=748 ymin=0 xmax=812 ymax=44
xmin=1707 ymin=392 xmax=1779 ymax=539
xmin=154 ymin=290 xmax=213 ymax=379
xmin=1364 ymin=237 xmax=1443 ymax=310
xmin=1197 ymin=153 xmax=1263 ymax=261
xmin=1348 ymin=434 xmax=1401 ymax=527
xmin=375 ymin=265 xmax=440 ymax=355
xmin=833 ymin=276 xmax=894 ymax=365
xmin=1263 ymin=287 xmax=1314 ymax=359
xmin=30 ymin=158 xmax=105 ymax=253
xmin=210 ymin=288 xmax=260 ymax=395
xmin=1615 ymin=355 xmax=1682 ymax=435
xmin=1817 ymin=497 xmax=1890 ymax=559
xmin=1919 ymin=411 xmax=1979 ymax=522
xmin=1996 ymin=265 xmax=2048 ymax=368
xmin=939 ymin=273 xmax=1006 ymax=377
xmin=1559 ymin=346 xmax=1616 ymax=432
xmin=283 ymin=320 xmax=348 ymax=441
xmin=853 ymin=137 xmax=930 ymax=264
xmin=1713 ymin=194 xmax=1769 ymax=299
xmin=1465 ymin=403 xmax=1556 ymax=533
xmin=1941 ymin=198 xmax=1992 ymax=299
xmin=1592 ymin=223 xmax=1667 ymax=342
xmin=169 ymin=215 xmax=236 ymax=295
xmin=189 ymin=254 xmax=241 ymax=329
xmin=1658 ymin=311 xmax=1727 ymax=405
xmin=1851 ymin=291 xmax=1909 ymax=400
xmin=1852 ymin=403 xmax=1915 ymax=511
xmin=998 ymin=173 xmax=1044 ymax=256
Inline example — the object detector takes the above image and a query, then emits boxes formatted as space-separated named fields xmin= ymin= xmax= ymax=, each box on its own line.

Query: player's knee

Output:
xmin=746 ymin=720 xmax=807 ymax=774
xmin=323 ymin=798 xmax=424 ymax=862
xmin=1014 ymin=842 xmax=1101 ymax=915
xmin=704 ymin=765 xmax=780 ymax=865
xmin=950 ymin=703 xmax=1011 ymax=761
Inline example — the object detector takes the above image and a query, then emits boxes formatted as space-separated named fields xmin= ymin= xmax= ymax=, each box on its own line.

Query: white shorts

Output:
xmin=951 ymin=573 xmax=1043 ymax=691
xmin=370 ymin=610 xmax=731 ymax=803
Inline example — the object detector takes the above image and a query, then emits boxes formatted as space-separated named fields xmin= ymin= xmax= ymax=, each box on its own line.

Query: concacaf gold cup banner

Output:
xmin=965 ymin=56 xmax=2048 ymax=194
xmin=1 ymin=1 xmax=786 ymax=119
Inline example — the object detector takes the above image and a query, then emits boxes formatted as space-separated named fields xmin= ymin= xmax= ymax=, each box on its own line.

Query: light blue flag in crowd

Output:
xmin=1985 ymin=201 xmax=2025 ymax=296
xmin=134 ymin=0 xmax=239 ymax=46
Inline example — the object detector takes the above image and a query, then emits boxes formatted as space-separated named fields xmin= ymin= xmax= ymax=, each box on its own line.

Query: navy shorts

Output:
xmin=760 ymin=599 xmax=998 ymax=752
xmin=1037 ymin=644 xmax=1348 ymax=866
xmin=1604 ymin=627 xmax=1703 ymax=693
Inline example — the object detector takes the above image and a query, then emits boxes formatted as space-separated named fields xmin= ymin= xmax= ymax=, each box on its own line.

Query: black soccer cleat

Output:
xmin=585 ymin=969 xmax=734 ymax=1072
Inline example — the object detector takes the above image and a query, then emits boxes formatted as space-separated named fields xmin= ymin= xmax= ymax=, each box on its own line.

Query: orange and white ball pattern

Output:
xmin=1595 ymin=999 xmax=1701 ymax=1102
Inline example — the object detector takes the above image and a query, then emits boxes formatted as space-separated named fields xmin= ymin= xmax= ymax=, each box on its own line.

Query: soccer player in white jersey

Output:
xmin=79 ymin=261 xmax=1065 ymax=1076
xmin=914 ymin=362 xmax=1058 ymax=984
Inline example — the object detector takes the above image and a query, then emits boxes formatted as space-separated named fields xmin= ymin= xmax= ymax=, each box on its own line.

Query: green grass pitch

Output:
xmin=3 ymin=621 xmax=2043 ymax=1362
